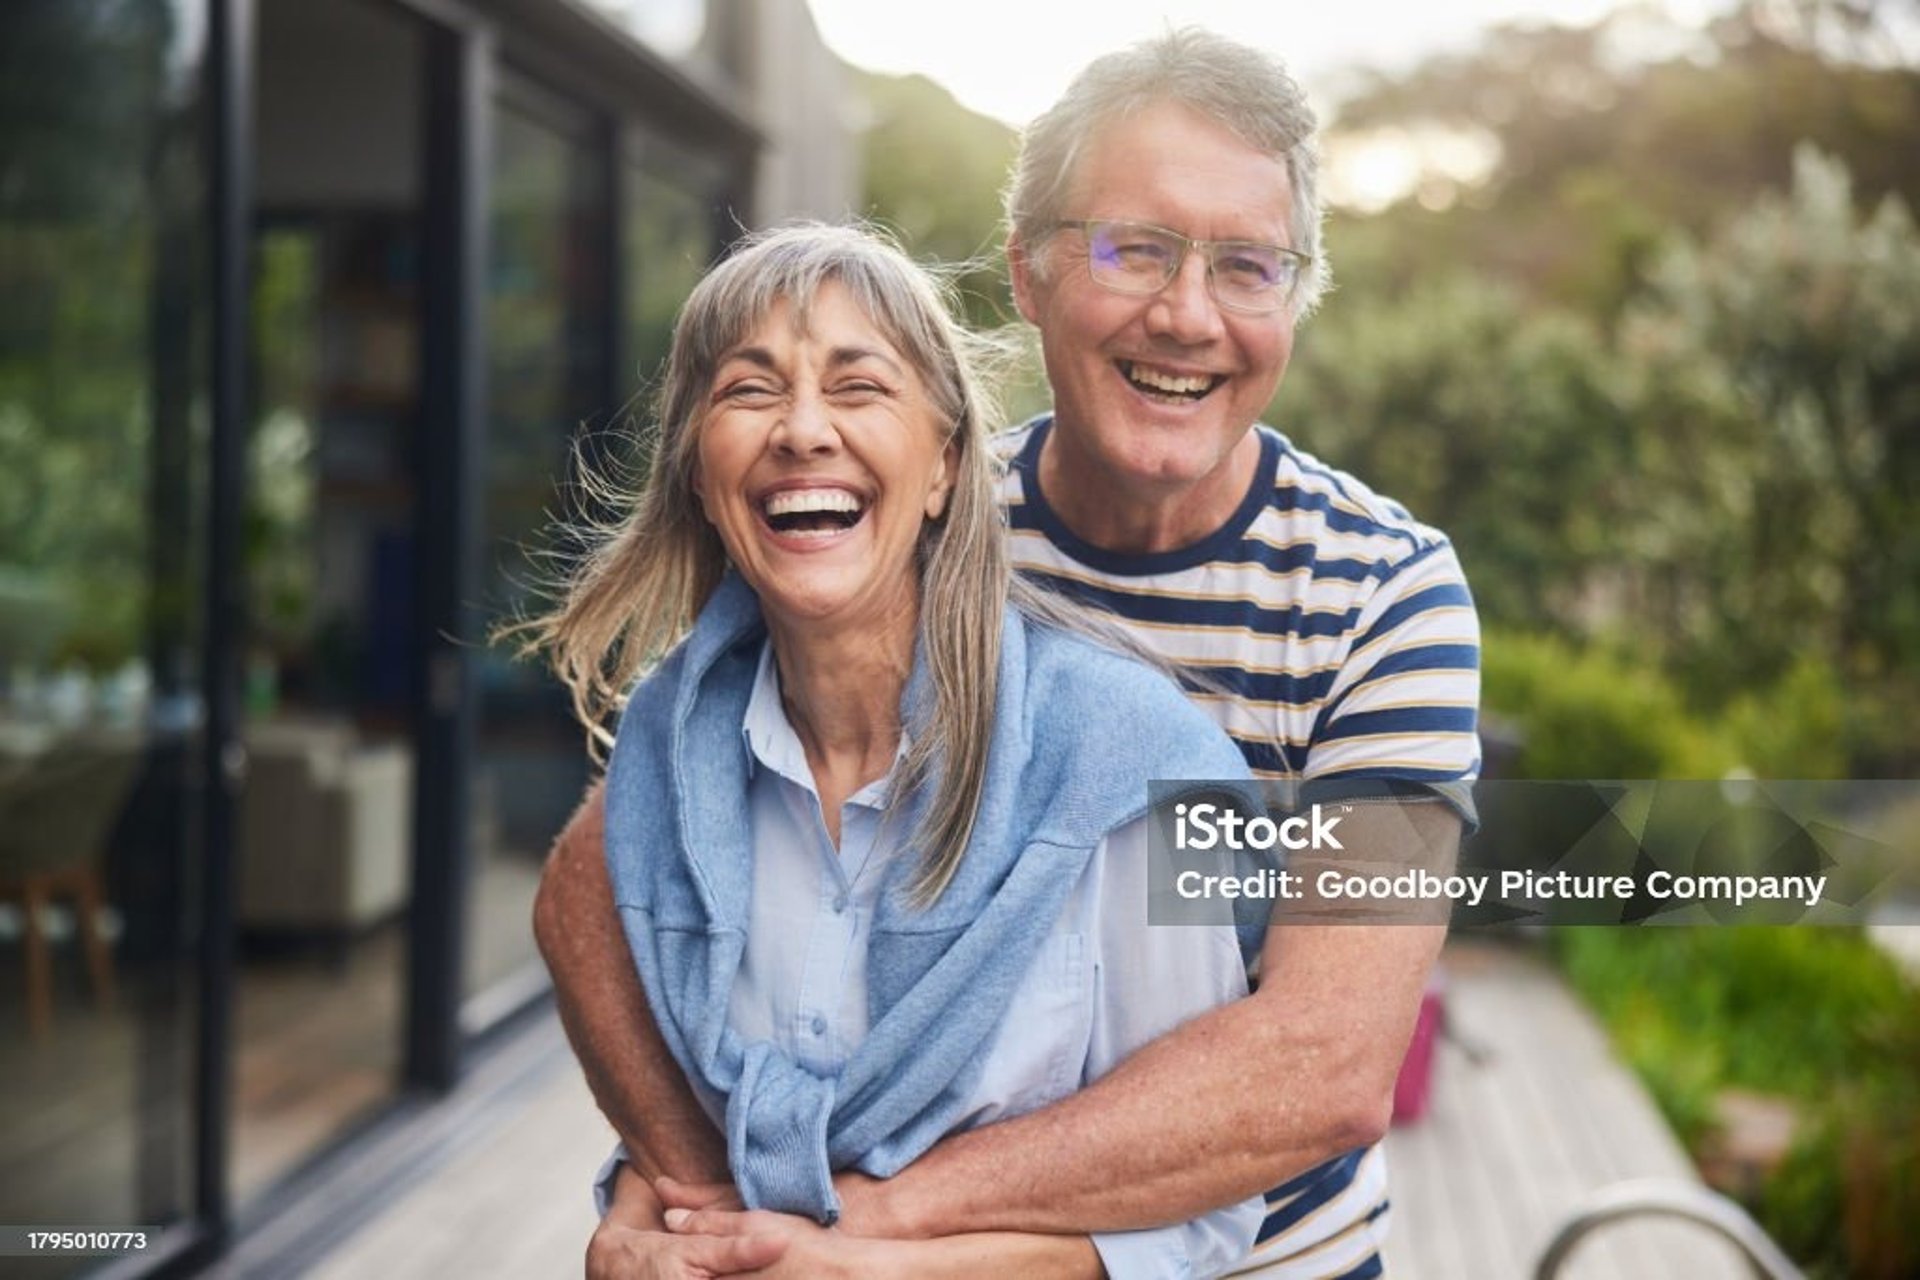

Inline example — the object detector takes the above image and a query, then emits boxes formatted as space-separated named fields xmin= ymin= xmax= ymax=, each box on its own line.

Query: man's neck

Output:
xmin=1036 ymin=425 xmax=1262 ymax=556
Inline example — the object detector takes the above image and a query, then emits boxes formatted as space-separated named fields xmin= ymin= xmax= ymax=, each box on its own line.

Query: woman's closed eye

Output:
xmin=716 ymin=379 xmax=781 ymax=405
xmin=829 ymin=378 xmax=892 ymax=402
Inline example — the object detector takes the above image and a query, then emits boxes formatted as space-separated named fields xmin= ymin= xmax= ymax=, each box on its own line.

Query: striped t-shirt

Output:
xmin=998 ymin=415 xmax=1481 ymax=1279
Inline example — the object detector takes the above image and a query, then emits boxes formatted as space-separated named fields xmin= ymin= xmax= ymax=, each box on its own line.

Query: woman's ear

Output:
xmin=925 ymin=440 xmax=960 ymax=521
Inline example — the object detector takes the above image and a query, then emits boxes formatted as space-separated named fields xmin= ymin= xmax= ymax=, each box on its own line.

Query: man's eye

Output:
xmin=1218 ymin=252 xmax=1282 ymax=286
xmin=1111 ymin=240 xmax=1171 ymax=264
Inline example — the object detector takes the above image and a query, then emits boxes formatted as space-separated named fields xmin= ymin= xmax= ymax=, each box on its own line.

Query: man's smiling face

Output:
xmin=1011 ymin=99 xmax=1297 ymax=516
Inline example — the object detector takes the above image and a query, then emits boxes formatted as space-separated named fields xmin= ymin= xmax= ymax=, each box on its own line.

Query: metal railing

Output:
xmin=1535 ymin=1179 xmax=1804 ymax=1279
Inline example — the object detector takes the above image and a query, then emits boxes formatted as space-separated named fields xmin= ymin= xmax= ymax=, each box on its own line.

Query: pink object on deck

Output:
xmin=1392 ymin=976 xmax=1446 ymax=1124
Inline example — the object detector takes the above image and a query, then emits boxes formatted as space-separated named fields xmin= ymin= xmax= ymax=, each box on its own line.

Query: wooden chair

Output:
xmin=0 ymin=741 xmax=138 ymax=1038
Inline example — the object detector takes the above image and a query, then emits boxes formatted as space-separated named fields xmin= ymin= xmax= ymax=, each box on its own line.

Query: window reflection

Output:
xmin=0 ymin=0 xmax=208 ymax=1255
xmin=624 ymin=138 xmax=727 ymax=400
xmin=231 ymin=0 xmax=426 ymax=1203
xmin=468 ymin=90 xmax=607 ymax=1008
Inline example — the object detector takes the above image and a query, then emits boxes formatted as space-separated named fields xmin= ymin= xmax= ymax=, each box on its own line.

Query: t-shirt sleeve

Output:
xmin=1306 ymin=539 xmax=1481 ymax=823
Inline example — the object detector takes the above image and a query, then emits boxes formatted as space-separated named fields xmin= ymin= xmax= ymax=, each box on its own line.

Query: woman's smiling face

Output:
xmin=694 ymin=281 xmax=958 ymax=638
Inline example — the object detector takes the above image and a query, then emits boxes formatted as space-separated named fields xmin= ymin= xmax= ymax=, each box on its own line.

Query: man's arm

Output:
xmin=832 ymin=802 xmax=1458 ymax=1239
xmin=533 ymin=783 xmax=729 ymax=1182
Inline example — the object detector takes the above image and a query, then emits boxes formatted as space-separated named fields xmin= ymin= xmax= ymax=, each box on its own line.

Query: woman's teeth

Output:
xmin=764 ymin=489 xmax=866 ymax=533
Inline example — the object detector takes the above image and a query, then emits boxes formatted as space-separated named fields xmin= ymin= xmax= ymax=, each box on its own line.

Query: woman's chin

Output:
xmin=753 ymin=578 xmax=917 ymax=646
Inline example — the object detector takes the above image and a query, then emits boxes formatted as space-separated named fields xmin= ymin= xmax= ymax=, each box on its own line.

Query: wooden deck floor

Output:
xmin=285 ymin=938 xmax=1756 ymax=1279
xmin=1381 ymin=938 xmax=1749 ymax=1279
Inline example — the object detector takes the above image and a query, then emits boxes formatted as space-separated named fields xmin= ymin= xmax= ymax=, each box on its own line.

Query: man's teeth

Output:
xmin=1124 ymin=363 xmax=1218 ymax=396
xmin=764 ymin=489 xmax=864 ymax=518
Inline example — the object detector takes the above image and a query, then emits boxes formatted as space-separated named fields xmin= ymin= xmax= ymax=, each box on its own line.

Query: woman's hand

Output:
xmin=585 ymin=1164 xmax=786 ymax=1279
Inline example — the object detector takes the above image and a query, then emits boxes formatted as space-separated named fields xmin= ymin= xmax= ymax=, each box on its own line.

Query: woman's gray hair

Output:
xmin=520 ymin=221 xmax=1012 ymax=906
xmin=1005 ymin=27 xmax=1330 ymax=317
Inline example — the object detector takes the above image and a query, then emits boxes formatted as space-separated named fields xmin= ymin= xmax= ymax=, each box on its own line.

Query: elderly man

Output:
xmin=543 ymin=29 xmax=1479 ymax=1279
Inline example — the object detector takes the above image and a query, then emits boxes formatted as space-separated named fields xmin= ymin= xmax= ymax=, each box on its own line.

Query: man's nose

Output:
xmin=1145 ymin=249 xmax=1226 ymax=344
xmin=770 ymin=389 xmax=840 ymax=455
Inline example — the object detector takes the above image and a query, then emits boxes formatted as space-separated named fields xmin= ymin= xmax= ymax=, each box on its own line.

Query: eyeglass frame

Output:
xmin=1048 ymin=218 xmax=1311 ymax=315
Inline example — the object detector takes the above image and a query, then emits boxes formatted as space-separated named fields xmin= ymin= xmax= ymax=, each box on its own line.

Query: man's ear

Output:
xmin=1008 ymin=233 xmax=1043 ymax=326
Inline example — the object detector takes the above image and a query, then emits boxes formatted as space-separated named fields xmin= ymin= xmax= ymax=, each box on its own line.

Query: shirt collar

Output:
xmin=741 ymin=639 xmax=910 ymax=805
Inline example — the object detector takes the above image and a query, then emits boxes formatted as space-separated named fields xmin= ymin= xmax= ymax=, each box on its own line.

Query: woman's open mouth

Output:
xmin=761 ymin=488 xmax=868 ymax=538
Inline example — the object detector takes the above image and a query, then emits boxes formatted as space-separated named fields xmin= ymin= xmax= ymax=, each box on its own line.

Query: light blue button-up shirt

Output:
xmin=599 ymin=640 xmax=1262 ymax=1277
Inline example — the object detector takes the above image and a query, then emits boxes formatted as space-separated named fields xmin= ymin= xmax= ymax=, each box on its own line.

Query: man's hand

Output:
xmin=659 ymin=1206 xmax=882 ymax=1280
xmin=586 ymin=1223 xmax=788 ymax=1280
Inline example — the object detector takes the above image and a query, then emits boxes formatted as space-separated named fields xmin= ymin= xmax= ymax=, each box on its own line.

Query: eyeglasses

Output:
xmin=1052 ymin=219 xmax=1309 ymax=315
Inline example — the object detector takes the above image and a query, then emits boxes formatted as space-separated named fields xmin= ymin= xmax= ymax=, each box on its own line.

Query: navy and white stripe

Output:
xmin=996 ymin=415 xmax=1482 ymax=1277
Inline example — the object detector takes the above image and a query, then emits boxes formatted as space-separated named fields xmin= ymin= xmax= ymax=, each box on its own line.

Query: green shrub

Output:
xmin=1554 ymin=927 xmax=1920 ymax=1278
xmin=1482 ymin=630 xmax=1734 ymax=778
xmin=1721 ymin=657 xmax=1849 ymax=780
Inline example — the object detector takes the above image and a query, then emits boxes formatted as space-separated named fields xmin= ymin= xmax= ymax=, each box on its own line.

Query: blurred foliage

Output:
xmin=1480 ymin=630 xmax=1736 ymax=778
xmin=1283 ymin=3 xmax=1920 ymax=777
xmin=1558 ymin=927 xmax=1920 ymax=1278
xmin=856 ymin=70 xmax=1017 ymax=331
xmin=1330 ymin=1 xmax=1920 ymax=318
xmin=0 ymin=0 xmax=199 ymax=674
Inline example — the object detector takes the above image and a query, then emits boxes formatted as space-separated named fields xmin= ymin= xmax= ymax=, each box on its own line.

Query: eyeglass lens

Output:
xmin=1084 ymin=221 xmax=1295 ymax=311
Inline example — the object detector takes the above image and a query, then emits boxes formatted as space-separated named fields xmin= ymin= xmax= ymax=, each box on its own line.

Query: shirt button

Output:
xmin=810 ymin=1015 xmax=828 ymax=1036
xmin=833 ymin=895 xmax=849 ymax=914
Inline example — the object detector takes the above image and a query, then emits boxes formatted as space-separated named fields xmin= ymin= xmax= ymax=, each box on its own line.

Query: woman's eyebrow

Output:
xmin=715 ymin=346 xmax=779 ymax=374
xmin=828 ymin=345 xmax=905 ymax=375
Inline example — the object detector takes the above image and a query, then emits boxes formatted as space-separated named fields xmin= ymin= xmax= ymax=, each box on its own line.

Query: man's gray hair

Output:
xmin=1005 ymin=28 xmax=1330 ymax=316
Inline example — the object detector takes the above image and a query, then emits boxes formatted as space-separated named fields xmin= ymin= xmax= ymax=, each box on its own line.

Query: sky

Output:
xmin=802 ymin=0 xmax=1731 ymax=126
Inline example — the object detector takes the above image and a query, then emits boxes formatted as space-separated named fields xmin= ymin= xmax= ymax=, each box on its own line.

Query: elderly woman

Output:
xmin=535 ymin=224 xmax=1261 ymax=1278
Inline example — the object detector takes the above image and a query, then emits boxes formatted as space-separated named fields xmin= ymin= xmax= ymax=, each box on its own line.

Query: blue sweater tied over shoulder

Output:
xmin=604 ymin=573 xmax=1251 ymax=1222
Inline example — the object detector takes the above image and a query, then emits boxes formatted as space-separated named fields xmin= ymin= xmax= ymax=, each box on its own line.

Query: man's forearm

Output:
xmin=843 ymin=806 xmax=1457 ymax=1241
xmin=865 ymin=1231 xmax=1101 ymax=1278
xmin=841 ymin=939 xmax=1414 ymax=1237
xmin=535 ymin=783 xmax=729 ymax=1182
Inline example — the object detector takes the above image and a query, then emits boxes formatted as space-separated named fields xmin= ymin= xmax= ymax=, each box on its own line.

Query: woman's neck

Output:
xmin=765 ymin=604 xmax=917 ymax=843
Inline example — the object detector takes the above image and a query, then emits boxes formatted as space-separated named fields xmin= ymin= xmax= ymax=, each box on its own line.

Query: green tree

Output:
xmin=856 ymin=70 xmax=1017 ymax=329
xmin=1628 ymin=147 xmax=1920 ymax=702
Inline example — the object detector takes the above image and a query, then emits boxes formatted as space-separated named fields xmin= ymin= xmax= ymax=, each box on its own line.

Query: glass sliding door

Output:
xmin=233 ymin=0 xmax=427 ymax=1201
xmin=465 ymin=77 xmax=608 ymax=1022
xmin=0 ymin=0 xmax=212 ymax=1261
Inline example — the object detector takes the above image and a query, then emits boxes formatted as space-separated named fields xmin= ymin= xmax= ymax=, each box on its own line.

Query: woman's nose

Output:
xmin=770 ymin=389 xmax=840 ymax=456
